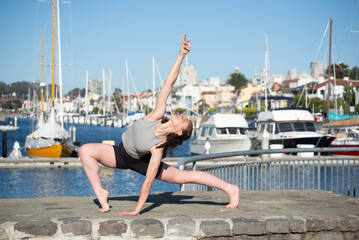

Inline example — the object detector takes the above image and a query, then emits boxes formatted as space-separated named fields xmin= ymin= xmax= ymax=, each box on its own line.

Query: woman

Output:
xmin=79 ymin=34 xmax=239 ymax=215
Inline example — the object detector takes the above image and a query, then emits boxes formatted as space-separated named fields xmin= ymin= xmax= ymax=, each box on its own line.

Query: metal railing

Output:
xmin=178 ymin=147 xmax=359 ymax=197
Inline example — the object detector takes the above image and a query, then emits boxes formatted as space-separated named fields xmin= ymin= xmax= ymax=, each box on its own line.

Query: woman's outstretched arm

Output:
xmin=119 ymin=146 xmax=164 ymax=215
xmin=144 ymin=34 xmax=192 ymax=121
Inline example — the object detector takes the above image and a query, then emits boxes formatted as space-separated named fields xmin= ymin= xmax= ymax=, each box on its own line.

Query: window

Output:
xmin=293 ymin=123 xmax=306 ymax=132
xmin=216 ymin=128 xmax=227 ymax=135
xmin=277 ymin=123 xmax=293 ymax=132
xmin=228 ymin=128 xmax=238 ymax=134
xmin=239 ymin=128 xmax=247 ymax=135
xmin=208 ymin=127 xmax=214 ymax=136
xmin=304 ymin=123 xmax=316 ymax=132
xmin=267 ymin=124 xmax=274 ymax=134
xmin=201 ymin=127 xmax=209 ymax=137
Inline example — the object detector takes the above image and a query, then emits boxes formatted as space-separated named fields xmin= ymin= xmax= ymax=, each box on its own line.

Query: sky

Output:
xmin=0 ymin=0 xmax=359 ymax=94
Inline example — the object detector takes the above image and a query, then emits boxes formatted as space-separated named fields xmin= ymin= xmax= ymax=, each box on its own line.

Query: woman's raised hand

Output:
xmin=180 ymin=34 xmax=192 ymax=57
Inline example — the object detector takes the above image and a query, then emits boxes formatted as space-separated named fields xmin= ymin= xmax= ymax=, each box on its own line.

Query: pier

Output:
xmin=1 ymin=148 xmax=359 ymax=239
xmin=0 ymin=191 xmax=358 ymax=239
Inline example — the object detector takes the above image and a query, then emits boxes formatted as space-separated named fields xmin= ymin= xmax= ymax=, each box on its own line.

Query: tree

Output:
xmin=308 ymin=97 xmax=325 ymax=114
xmin=227 ymin=71 xmax=248 ymax=90
xmin=325 ymin=62 xmax=350 ymax=78
xmin=197 ymin=99 xmax=209 ymax=115
xmin=350 ymin=66 xmax=359 ymax=80
xmin=343 ymin=86 xmax=356 ymax=106
xmin=290 ymin=94 xmax=309 ymax=108
xmin=68 ymin=88 xmax=83 ymax=99
xmin=175 ymin=108 xmax=186 ymax=114
xmin=92 ymin=107 xmax=99 ymax=114
xmin=0 ymin=81 xmax=8 ymax=97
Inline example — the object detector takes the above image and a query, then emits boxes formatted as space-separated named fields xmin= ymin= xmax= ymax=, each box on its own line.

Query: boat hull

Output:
xmin=330 ymin=144 xmax=359 ymax=156
xmin=190 ymin=138 xmax=252 ymax=155
xmin=269 ymin=136 xmax=335 ymax=148
xmin=26 ymin=144 xmax=63 ymax=158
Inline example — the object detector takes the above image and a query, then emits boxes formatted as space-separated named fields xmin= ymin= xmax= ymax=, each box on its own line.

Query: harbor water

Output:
xmin=1 ymin=118 xmax=192 ymax=158
xmin=0 ymin=118 xmax=190 ymax=199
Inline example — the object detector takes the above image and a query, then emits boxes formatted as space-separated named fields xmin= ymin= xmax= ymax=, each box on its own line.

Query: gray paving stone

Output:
xmin=14 ymin=220 xmax=57 ymax=236
xmin=131 ymin=218 xmax=164 ymax=238
xmin=339 ymin=217 xmax=359 ymax=232
xmin=306 ymin=218 xmax=324 ymax=232
xmin=98 ymin=220 xmax=127 ymax=236
xmin=290 ymin=219 xmax=305 ymax=233
xmin=232 ymin=218 xmax=265 ymax=235
xmin=323 ymin=218 xmax=339 ymax=231
xmin=343 ymin=231 xmax=359 ymax=240
xmin=0 ymin=227 xmax=7 ymax=240
xmin=200 ymin=220 xmax=230 ymax=237
xmin=167 ymin=216 xmax=195 ymax=236
xmin=266 ymin=218 xmax=290 ymax=234
xmin=313 ymin=231 xmax=344 ymax=240
xmin=61 ymin=219 xmax=91 ymax=235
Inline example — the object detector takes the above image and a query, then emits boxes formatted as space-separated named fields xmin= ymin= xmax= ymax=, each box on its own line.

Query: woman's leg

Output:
xmin=79 ymin=143 xmax=117 ymax=212
xmin=157 ymin=164 xmax=239 ymax=208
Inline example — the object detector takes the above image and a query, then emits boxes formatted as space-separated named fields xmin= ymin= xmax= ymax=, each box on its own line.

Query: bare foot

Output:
xmin=97 ymin=189 xmax=110 ymax=213
xmin=225 ymin=184 xmax=239 ymax=208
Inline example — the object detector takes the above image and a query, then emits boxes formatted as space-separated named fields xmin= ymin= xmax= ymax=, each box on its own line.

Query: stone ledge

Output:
xmin=2 ymin=216 xmax=359 ymax=239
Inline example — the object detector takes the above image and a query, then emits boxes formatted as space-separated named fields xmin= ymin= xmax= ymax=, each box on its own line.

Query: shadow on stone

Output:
xmin=92 ymin=199 xmax=113 ymax=211
xmin=100 ymin=192 xmax=227 ymax=214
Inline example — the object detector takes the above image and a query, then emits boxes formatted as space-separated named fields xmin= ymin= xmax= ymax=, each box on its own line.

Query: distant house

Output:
xmin=307 ymin=78 xmax=359 ymax=100
xmin=282 ymin=78 xmax=300 ymax=89
xmin=236 ymin=83 xmax=262 ymax=109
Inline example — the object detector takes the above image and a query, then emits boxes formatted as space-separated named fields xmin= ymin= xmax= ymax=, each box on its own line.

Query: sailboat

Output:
xmin=25 ymin=0 xmax=77 ymax=158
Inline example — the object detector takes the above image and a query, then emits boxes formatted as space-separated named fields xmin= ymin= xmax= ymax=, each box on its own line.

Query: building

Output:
xmin=310 ymin=61 xmax=324 ymax=78
xmin=177 ymin=65 xmax=197 ymax=86
xmin=236 ymin=83 xmax=260 ymax=109
xmin=88 ymin=79 xmax=103 ymax=101
xmin=307 ymin=77 xmax=359 ymax=101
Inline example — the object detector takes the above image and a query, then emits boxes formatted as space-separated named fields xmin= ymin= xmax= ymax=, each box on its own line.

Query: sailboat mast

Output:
xmin=126 ymin=59 xmax=130 ymax=114
xmin=85 ymin=71 xmax=88 ymax=119
xmin=108 ymin=68 xmax=112 ymax=114
xmin=57 ymin=0 xmax=64 ymax=128
xmin=41 ymin=29 xmax=44 ymax=113
xmin=326 ymin=19 xmax=333 ymax=122
xmin=51 ymin=0 xmax=56 ymax=107
xmin=102 ymin=69 xmax=105 ymax=116
xmin=152 ymin=56 xmax=155 ymax=109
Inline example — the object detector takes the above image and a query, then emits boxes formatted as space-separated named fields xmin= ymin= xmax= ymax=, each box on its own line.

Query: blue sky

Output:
xmin=0 ymin=0 xmax=358 ymax=94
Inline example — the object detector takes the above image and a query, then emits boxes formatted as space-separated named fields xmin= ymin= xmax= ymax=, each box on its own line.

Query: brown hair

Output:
xmin=156 ymin=116 xmax=193 ymax=158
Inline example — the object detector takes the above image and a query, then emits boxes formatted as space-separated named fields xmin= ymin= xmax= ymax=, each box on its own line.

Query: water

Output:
xmin=0 ymin=168 xmax=179 ymax=199
xmin=0 ymin=118 xmax=190 ymax=199
xmin=2 ymin=118 xmax=192 ymax=158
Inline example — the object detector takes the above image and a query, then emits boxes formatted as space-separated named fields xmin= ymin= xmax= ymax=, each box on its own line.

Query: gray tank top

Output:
xmin=122 ymin=119 xmax=166 ymax=159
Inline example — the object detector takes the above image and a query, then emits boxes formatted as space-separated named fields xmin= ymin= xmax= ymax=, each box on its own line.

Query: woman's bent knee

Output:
xmin=79 ymin=144 xmax=93 ymax=162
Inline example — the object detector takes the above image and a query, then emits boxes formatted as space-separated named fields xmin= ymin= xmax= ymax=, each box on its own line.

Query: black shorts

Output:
xmin=113 ymin=142 xmax=164 ymax=178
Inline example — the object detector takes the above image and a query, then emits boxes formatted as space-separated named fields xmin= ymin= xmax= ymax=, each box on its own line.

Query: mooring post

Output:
xmin=2 ymin=130 xmax=7 ymax=158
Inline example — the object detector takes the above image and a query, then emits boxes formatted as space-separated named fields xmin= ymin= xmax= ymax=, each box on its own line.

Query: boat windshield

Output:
xmin=276 ymin=122 xmax=316 ymax=132
xmin=216 ymin=128 xmax=246 ymax=135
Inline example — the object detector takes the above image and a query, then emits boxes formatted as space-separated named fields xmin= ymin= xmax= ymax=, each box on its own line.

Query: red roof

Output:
xmin=201 ymin=92 xmax=216 ymax=95
xmin=308 ymin=79 xmax=359 ymax=91
xmin=282 ymin=78 xmax=300 ymax=83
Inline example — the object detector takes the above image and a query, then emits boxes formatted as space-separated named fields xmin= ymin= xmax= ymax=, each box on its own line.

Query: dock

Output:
xmin=0 ymin=156 xmax=250 ymax=168
xmin=0 ymin=190 xmax=358 ymax=239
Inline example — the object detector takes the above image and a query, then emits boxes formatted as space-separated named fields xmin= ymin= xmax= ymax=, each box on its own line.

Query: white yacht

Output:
xmin=253 ymin=108 xmax=335 ymax=149
xmin=189 ymin=113 xmax=251 ymax=155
